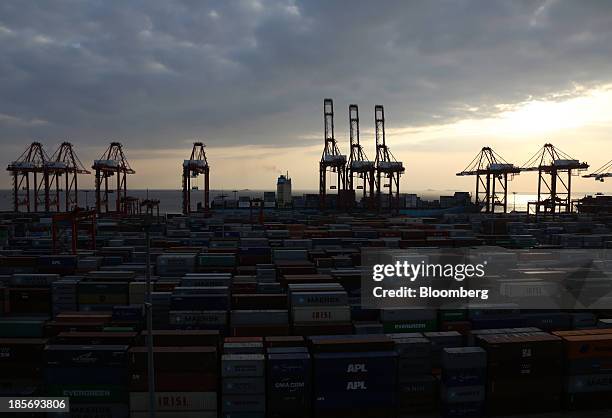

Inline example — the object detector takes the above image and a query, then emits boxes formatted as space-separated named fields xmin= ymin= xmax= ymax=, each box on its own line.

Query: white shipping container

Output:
xmin=292 ymin=305 xmax=351 ymax=323
xmin=130 ymin=392 xmax=217 ymax=412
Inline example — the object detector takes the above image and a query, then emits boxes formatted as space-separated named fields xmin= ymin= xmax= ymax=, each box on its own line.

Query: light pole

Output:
xmin=144 ymin=215 xmax=155 ymax=418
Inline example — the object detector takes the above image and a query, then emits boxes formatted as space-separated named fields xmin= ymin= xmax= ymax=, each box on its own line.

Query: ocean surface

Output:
xmin=0 ymin=189 xmax=604 ymax=214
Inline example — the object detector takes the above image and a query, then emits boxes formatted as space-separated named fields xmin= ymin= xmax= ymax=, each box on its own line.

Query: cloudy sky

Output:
xmin=1 ymin=0 xmax=612 ymax=194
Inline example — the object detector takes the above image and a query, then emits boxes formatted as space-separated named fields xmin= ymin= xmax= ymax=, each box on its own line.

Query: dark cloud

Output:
xmin=0 ymin=0 xmax=611 ymax=155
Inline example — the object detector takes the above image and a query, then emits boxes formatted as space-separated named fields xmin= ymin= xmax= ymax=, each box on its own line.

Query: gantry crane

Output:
xmin=521 ymin=143 xmax=588 ymax=215
xmin=319 ymin=98 xmax=347 ymax=210
xmin=374 ymin=105 xmax=404 ymax=212
xmin=6 ymin=142 xmax=49 ymax=212
xmin=46 ymin=142 xmax=90 ymax=212
xmin=182 ymin=142 xmax=210 ymax=214
xmin=92 ymin=142 xmax=135 ymax=214
xmin=141 ymin=198 xmax=160 ymax=218
xmin=583 ymin=159 xmax=612 ymax=182
xmin=457 ymin=147 xmax=520 ymax=213
xmin=347 ymin=104 xmax=375 ymax=210
xmin=52 ymin=208 xmax=96 ymax=254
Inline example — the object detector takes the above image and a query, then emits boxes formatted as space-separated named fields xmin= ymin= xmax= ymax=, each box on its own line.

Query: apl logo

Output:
xmin=346 ymin=381 xmax=367 ymax=390
xmin=347 ymin=363 xmax=367 ymax=373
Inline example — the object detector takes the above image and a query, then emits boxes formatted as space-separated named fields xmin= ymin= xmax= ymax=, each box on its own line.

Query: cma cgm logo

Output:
xmin=346 ymin=363 xmax=368 ymax=390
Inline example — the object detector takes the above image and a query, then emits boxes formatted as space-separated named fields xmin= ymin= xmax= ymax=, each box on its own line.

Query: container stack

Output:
xmin=381 ymin=308 xmax=437 ymax=333
xmin=128 ymin=281 xmax=146 ymax=305
xmin=156 ymin=253 xmax=197 ymax=277
xmin=310 ymin=335 xmax=397 ymax=418
xmin=198 ymin=253 xmax=237 ymax=274
xmin=467 ymin=326 xmax=542 ymax=346
xmin=45 ymin=344 xmax=129 ymax=417
xmin=171 ymin=284 xmax=228 ymax=311
xmin=8 ymin=274 xmax=55 ymax=315
xmin=561 ymin=332 xmax=612 ymax=410
xmin=267 ymin=345 xmax=312 ymax=418
xmin=479 ymin=333 xmax=563 ymax=414
xmin=45 ymin=312 xmax=111 ymax=336
xmin=51 ymin=277 xmax=80 ymax=316
xmin=151 ymin=291 xmax=172 ymax=329
xmin=256 ymin=263 xmax=277 ymax=285
xmin=221 ymin=349 xmax=266 ymax=418
xmin=170 ymin=309 xmax=229 ymax=334
xmin=78 ymin=281 xmax=128 ymax=312
xmin=598 ymin=318 xmax=612 ymax=329
xmin=289 ymin=284 xmax=351 ymax=335
xmin=423 ymin=331 xmax=464 ymax=369
xmin=239 ymin=244 xmax=272 ymax=267
xmin=0 ymin=338 xmax=47 ymax=397
xmin=0 ymin=284 xmax=5 ymax=314
xmin=129 ymin=346 xmax=218 ymax=418
xmin=230 ymin=309 xmax=289 ymax=337
xmin=440 ymin=347 xmax=487 ymax=417
xmin=388 ymin=334 xmax=436 ymax=415
xmin=0 ymin=316 xmax=47 ymax=337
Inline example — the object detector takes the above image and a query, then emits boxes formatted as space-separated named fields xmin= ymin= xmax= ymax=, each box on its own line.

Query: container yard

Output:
xmin=5 ymin=0 xmax=612 ymax=416
xmin=1 ymin=201 xmax=612 ymax=417
xmin=2 ymin=96 xmax=612 ymax=417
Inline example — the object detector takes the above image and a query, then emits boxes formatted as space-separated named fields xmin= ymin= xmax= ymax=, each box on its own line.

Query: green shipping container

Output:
xmin=439 ymin=310 xmax=467 ymax=322
xmin=46 ymin=384 xmax=127 ymax=403
xmin=383 ymin=319 xmax=437 ymax=333
xmin=0 ymin=318 xmax=46 ymax=337
xmin=198 ymin=254 xmax=237 ymax=267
